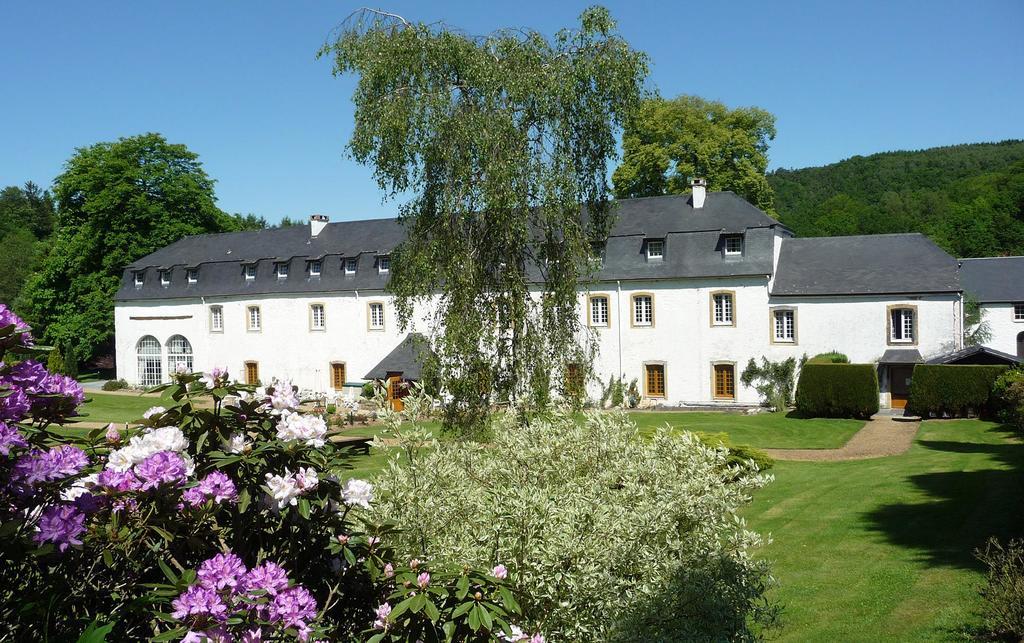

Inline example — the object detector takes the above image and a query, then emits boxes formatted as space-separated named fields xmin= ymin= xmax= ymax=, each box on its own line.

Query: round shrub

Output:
xmin=101 ymin=378 xmax=128 ymax=391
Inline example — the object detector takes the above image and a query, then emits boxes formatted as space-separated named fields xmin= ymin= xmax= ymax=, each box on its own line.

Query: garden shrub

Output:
xmin=795 ymin=363 xmax=879 ymax=418
xmin=993 ymin=369 xmax=1024 ymax=430
xmin=101 ymin=378 xmax=128 ymax=391
xmin=976 ymin=537 xmax=1024 ymax=640
xmin=370 ymin=402 xmax=776 ymax=641
xmin=0 ymin=304 xmax=522 ymax=641
xmin=907 ymin=364 xmax=1008 ymax=417
xmin=806 ymin=352 xmax=849 ymax=364
xmin=740 ymin=357 xmax=797 ymax=410
xmin=694 ymin=431 xmax=775 ymax=473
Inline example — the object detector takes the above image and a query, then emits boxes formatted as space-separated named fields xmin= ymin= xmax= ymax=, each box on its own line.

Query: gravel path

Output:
xmin=763 ymin=415 xmax=920 ymax=462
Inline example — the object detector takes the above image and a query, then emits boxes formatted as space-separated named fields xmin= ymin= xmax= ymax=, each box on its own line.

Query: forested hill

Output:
xmin=767 ymin=140 xmax=1024 ymax=257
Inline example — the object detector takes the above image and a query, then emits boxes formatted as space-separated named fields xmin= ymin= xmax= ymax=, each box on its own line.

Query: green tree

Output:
xmin=0 ymin=181 xmax=55 ymax=239
xmin=321 ymin=7 xmax=648 ymax=435
xmin=0 ymin=228 xmax=42 ymax=305
xmin=612 ymin=95 xmax=776 ymax=211
xmin=19 ymin=133 xmax=232 ymax=367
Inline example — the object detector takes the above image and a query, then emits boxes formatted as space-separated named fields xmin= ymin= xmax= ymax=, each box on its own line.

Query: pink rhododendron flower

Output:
xmin=492 ymin=564 xmax=508 ymax=580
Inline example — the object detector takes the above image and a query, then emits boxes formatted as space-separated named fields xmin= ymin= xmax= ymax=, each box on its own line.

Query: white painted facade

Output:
xmin=978 ymin=302 xmax=1024 ymax=358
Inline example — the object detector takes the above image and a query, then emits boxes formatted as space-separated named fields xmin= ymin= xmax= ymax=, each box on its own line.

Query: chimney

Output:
xmin=310 ymin=214 xmax=329 ymax=237
xmin=690 ymin=177 xmax=707 ymax=209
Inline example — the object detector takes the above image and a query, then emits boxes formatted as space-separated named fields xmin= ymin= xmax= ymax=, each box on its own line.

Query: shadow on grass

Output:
xmin=863 ymin=425 xmax=1024 ymax=570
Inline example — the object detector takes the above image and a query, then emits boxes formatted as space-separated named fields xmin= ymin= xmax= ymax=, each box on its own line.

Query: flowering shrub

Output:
xmin=0 ymin=304 xmax=521 ymax=640
xmin=369 ymin=389 xmax=777 ymax=641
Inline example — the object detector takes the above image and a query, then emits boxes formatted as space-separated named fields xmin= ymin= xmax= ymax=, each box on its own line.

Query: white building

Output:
xmin=959 ymin=257 xmax=1024 ymax=359
xmin=115 ymin=184 xmax=1008 ymax=410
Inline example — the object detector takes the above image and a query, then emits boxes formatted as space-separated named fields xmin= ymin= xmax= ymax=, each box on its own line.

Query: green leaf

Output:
xmin=423 ymin=598 xmax=440 ymax=622
xmin=452 ymin=601 xmax=474 ymax=618
xmin=157 ymin=558 xmax=178 ymax=584
xmin=297 ymin=498 xmax=311 ymax=519
xmin=102 ymin=549 xmax=113 ymax=568
xmin=151 ymin=627 xmax=187 ymax=642
xmin=76 ymin=620 xmax=115 ymax=643
xmin=468 ymin=603 xmax=481 ymax=631
xmin=477 ymin=603 xmax=494 ymax=630
xmin=237 ymin=487 xmax=251 ymax=513
xmin=150 ymin=525 xmax=174 ymax=542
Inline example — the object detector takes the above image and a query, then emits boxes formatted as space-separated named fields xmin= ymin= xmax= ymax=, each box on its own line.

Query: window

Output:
xmin=247 ymin=305 xmax=261 ymax=332
xmin=187 ymin=268 xmax=198 ymax=284
xmin=378 ymin=256 xmax=391 ymax=274
xmin=368 ymin=302 xmax=385 ymax=330
xmin=245 ymin=361 xmax=259 ymax=386
xmin=308 ymin=260 xmax=322 ymax=277
xmin=1015 ymin=304 xmax=1024 ymax=321
xmin=310 ymin=303 xmax=326 ymax=331
xmin=331 ymin=363 xmax=346 ymax=390
xmin=210 ymin=305 xmax=224 ymax=332
xmin=713 ymin=364 xmax=736 ymax=400
xmin=166 ymin=335 xmax=193 ymax=374
xmin=137 ymin=336 xmax=162 ymax=387
xmin=589 ymin=295 xmax=609 ymax=327
xmin=133 ymin=271 xmax=145 ymax=286
xmin=889 ymin=306 xmax=916 ymax=344
xmin=632 ymin=294 xmax=653 ymax=327
xmin=344 ymin=257 xmax=358 ymax=275
xmin=159 ymin=270 xmax=170 ymax=286
xmin=772 ymin=308 xmax=796 ymax=343
xmin=646 ymin=239 xmax=664 ymax=260
xmin=724 ymin=235 xmax=743 ymax=256
xmin=711 ymin=291 xmax=735 ymax=326
xmin=276 ymin=263 xmax=289 ymax=279
xmin=645 ymin=364 xmax=666 ymax=398
xmin=244 ymin=264 xmax=257 ymax=280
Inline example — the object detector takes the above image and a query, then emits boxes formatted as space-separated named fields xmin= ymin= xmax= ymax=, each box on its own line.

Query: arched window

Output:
xmin=1017 ymin=331 xmax=1024 ymax=359
xmin=137 ymin=336 xmax=162 ymax=387
xmin=166 ymin=335 xmax=193 ymax=375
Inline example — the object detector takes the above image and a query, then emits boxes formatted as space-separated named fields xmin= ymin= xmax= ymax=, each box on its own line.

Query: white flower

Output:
xmin=275 ymin=411 xmax=327 ymax=449
xmin=105 ymin=426 xmax=188 ymax=471
xmin=200 ymin=366 xmax=227 ymax=390
xmin=342 ymin=479 xmax=374 ymax=510
xmin=295 ymin=467 xmax=319 ymax=492
xmin=143 ymin=426 xmax=189 ymax=453
xmin=270 ymin=379 xmax=300 ymax=412
xmin=61 ymin=473 xmax=100 ymax=501
xmin=226 ymin=432 xmax=250 ymax=454
xmin=105 ymin=445 xmax=139 ymax=472
xmin=503 ymin=625 xmax=527 ymax=642
xmin=265 ymin=470 xmax=302 ymax=509
xmin=142 ymin=406 xmax=166 ymax=419
xmin=174 ymin=362 xmax=189 ymax=375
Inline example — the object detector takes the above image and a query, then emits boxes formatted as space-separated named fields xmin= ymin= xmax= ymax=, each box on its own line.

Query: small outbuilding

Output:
xmin=925 ymin=345 xmax=1023 ymax=366
xmin=363 ymin=333 xmax=428 ymax=410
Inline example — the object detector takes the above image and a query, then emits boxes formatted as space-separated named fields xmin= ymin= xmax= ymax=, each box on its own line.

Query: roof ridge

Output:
xmin=959 ymin=255 xmax=1024 ymax=260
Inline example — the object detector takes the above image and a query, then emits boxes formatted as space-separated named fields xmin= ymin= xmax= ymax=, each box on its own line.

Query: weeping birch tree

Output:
xmin=321 ymin=7 xmax=648 ymax=434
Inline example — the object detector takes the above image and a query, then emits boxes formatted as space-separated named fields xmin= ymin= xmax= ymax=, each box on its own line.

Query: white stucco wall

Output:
xmin=978 ymin=303 xmax=1024 ymax=358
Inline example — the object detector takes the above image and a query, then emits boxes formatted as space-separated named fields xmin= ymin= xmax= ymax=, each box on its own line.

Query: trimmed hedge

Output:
xmin=795 ymin=363 xmax=879 ymax=418
xmin=807 ymin=352 xmax=850 ymax=364
xmin=907 ymin=364 xmax=1008 ymax=417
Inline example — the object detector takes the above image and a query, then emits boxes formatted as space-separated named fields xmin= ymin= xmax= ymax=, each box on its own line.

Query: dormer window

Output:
xmin=275 ymin=263 xmax=289 ymax=279
xmin=724 ymin=235 xmax=743 ymax=256
xmin=244 ymin=264 xmax=257 ymax=280
xmin=378 ymin=256 xmax=391 ymax=274
xmin=159 ymin=270 xmax=170 ymax=286
xmin=308 ymin=260 xmax=322 ymax=277
xmin=646 ymin=239 xmax=664 ymax=261
xmin=133 ymin=271 xmax=145 ymax=287
xmin=186 ymin=268 xmax=198 ymax=284
xmin=344 ymin=257 xmax=358 ymax=275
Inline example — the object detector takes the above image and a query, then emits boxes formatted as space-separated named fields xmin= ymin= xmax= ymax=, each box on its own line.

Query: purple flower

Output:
xmin=197 ymin=552 xmax=248 ymax=592
xmin=268 ymin=585 xmax=318 ymax=633
xmin=134 ymin=451 xmax=187 ymax=490
xmin=50 ymin=445 xmax=88 ymax=476
xmin=4 ymin=360 xmax=48 ymax=391
xmin=0 ymin=422 xmax=27 ymax=455
xmin=10 ymin=445 xmax=88 ymax=487
xmin=97 ymin=469 xmax=141 ymax=492
xmin=197 ymin=471 xmax=238 ymax=504
xmin=0 ymin=386 xmax=30 ymax=422
xmin=171 ymin=585 xmax=229 ymax=622
xmin=30 ymin=372 xmax=85 ymax=419
xmin=33 ymin=504 xmax=86 ymax=551
xmin=242 ymin=561 xmax=290 ymax=597
xmin=492 ymin=564 xmax=508 ymax=580
xmin=373 ymin=602 xmax=392 ymax=630
xmin=417 ymin=572 xmax=430 ymax=589
xmin=182 ymin=627 xmax=232 ymax=643
xmin=0 ymin=304 xmax=32 ymax=348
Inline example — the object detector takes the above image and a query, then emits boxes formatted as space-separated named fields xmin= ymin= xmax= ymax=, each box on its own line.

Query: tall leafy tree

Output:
xmin=0 ymin=182 xmax=55 ymax=305
xmin=612 ymin=95 xmax=776 ymax=211
xmin=19 ymin=133 xmax=232 ymax=366
xmin=321 ymin=7 xmax=648 ymax=434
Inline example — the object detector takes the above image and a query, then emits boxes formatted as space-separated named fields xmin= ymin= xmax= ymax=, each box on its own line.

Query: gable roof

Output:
xmin=771 ymin=233 xmax=960 ymax=296
xmin=958 ymin=256 xmax=1024 ymax=303
xmin=115 ymin=192 xmax=784 ymax=301
xmin=364 ymin=333 xmax=429 ymax=380
xmin=926 ymin=345 xmax=1022 ymax=365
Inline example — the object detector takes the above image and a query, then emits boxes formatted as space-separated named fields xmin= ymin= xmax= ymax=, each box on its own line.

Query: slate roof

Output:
xmin=958 ymin=256 xmax=1024 ymax=303
xmin=926 ymin=345 xmax=1022 ymax=365
xmin=116 ymin=192 xmax=784 ymax=301
xmin=364 ymin=333 xmax=428 ymax=380
xmin=771 ymin=233 xmax=961 ymax=296
xmin=878 ymin=348 xmax=923 ymax=364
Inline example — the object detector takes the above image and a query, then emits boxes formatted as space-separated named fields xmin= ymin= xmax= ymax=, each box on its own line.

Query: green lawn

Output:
xmin=745 ymin=419 xmax=1024 ymax=641
xmin=79 ymin=391 xmax=171 ymax=424
xmin=627 ymin=411 xmax=864 ymax=449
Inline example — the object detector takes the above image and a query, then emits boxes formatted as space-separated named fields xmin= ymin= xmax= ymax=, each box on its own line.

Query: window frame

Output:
xmin=244 ymin=264 xmax=257 ymax=280
xmin=133 ymin=270 xmax=145 ymax=287
xmin=709 ymin=290 xmax=737 ymax=327
xmin=711 ymin=362 xmax=737 ymax=400
xmin=309 ymin=303 xmax=326 ymax=331
xmin=246 ymin=305 xmax=262 ymax=333
xmin=644 ymin=362 xmax=666 ymax=398
xmin=209 ymin=305 xmax=224 ymax=333
xmin=724 ymin=235 xmax=744 ymax=256
xmin=886 ymin=304 xmax=918 ymax=346
xmin=344 ymin=257 xmax=358 ymax=275
xmin=646 ymin=239 xmax=664 ymax=261
xmin=630 ymin=293 xmax=655 ymax=328
xmin=330 ymin=362 xmax=346 ymax=391
xmin=159 ymin=270 xmax=171 ymax=286
xmin=377 ymin=255 xmax=391 ymax=274
xmin=1014 ymin=303 xmax=1024 ymax=322
xmin=308 ymin=260 xmax=322 ymax=277
xmin=587 ymin=294 xmax=611 ymax=328
xmin=769 ymin=306 xmax=797 ymax=344
xmin=367 ymin=301 xmax=385 ymax=331
xmin=186 ymin=268 xmax=198 ymax=284
xmin=275 ymin=262 xmax=289 ymax=279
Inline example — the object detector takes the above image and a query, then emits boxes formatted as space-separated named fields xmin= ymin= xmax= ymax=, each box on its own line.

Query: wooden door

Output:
xmin=713 ymin=364 xmax=735 ymax=400
xmin=890 ymin=366 xmax=914 ymax=409
xmin=245 ymin=361 xmax=259 ymax=386
xmin=387 ymin=375 xmax=405 ymax=411
xmin=331 ymin=363 xmax=346 ymax=390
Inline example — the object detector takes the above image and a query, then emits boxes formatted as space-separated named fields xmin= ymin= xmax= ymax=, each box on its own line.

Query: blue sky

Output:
xmin=2 ymin=1 xmax=1022 ymax=224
